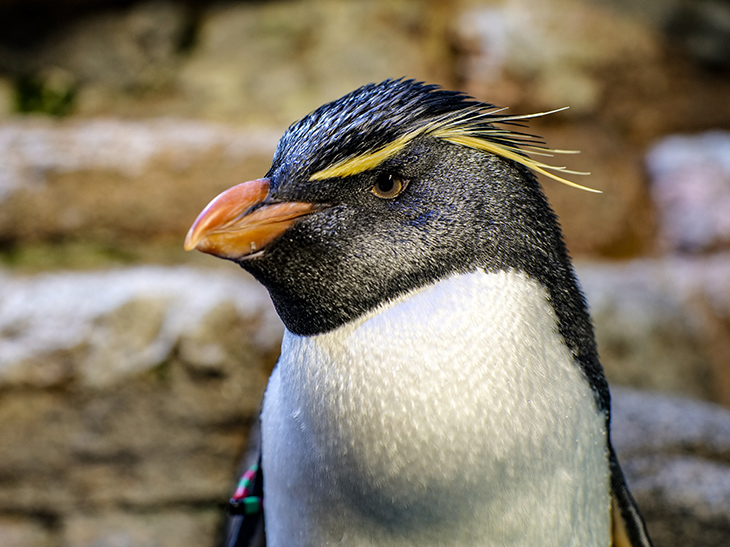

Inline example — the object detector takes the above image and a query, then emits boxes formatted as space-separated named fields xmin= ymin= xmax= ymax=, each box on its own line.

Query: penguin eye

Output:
xmin=372 ymin=173 xmax=407 ymax=199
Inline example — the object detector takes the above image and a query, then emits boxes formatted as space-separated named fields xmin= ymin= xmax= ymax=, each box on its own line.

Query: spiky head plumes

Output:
xmin=270 ymin=79 xmax=596 ymax=192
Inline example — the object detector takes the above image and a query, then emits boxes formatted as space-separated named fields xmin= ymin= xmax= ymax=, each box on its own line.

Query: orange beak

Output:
xmin=184 ymin=178 xmax=317 ymax=260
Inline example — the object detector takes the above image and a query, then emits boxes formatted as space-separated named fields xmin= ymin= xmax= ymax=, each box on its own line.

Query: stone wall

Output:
xmin=0 ymin=267 xmax=283 ymax=547
xmin=1 ymin=0 xmax=730 ymax=545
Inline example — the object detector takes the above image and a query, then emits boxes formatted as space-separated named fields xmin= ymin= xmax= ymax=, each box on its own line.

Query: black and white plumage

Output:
xmin=185 ymin=79 xmax=653 ymax=547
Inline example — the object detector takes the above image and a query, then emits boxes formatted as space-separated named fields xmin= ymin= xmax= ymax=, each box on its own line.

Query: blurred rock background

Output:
xmin=0 ymin=0 xmax=729 ymax=545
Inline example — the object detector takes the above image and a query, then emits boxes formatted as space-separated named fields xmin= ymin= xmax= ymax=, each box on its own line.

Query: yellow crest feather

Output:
xmin=309 ymin=106 xmax=600 ymax=193
xmin=309 ymin=129 xmax=427 ymax=181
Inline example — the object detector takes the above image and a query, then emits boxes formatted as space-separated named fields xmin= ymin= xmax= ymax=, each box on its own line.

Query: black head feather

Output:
xmin=271 ymin=79 xmax=480 ymax=181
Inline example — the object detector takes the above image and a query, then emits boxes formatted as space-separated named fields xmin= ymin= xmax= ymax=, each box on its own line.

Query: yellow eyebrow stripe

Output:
xmin=437 ymin=134 xmax=599 ymax=193
xmin=308 ymin=108 xmax=600 ymax=193
xmin=309 ymin=129 xmax=425 ymax=181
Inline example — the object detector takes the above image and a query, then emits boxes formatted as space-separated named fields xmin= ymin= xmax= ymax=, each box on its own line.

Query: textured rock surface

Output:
xmin=0 ymin=118 xmax=278 ymax=199
xmin=590 ymin=0 xmax=730 ymax=69
xmin=647 ymin=130 xmax=730 ymax=253
xmin=35 ymin=1 xmax=187 ymax=92
xmin=664 ymin=0 xmax=730 ymax=69
xmin=178 ymin=0 xmax=451 ymax=125
xmin=578 ymin=254 xmax=730 ymax=405
xmin=0 ymin=119 xmax=278 ymax=261
xmin=613 ymin=388 xmax=730 ymax=547
xmin=453 ymin=0 xmax=660 ymax=114
xmin=0 ymin=266 xmax=282 ymax=547
xmin=63 ymin=510 xmax=220 ymax=547
xmin=0 ymin=267 xmax=282 ymax=388
xmin=0 ymin=517 xmax=53 ymax=547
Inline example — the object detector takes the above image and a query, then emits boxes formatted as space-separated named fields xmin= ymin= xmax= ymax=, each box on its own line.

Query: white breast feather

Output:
xmin=262 ymin=269 xmax=610 ymax=546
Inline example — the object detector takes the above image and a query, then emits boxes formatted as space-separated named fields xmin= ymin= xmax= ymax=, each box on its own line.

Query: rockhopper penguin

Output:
xmin=185 ymin=79 xmax=653 ymax=547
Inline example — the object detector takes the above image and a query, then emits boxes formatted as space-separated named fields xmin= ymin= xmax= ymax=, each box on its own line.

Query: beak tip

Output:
xmin=184 ymin=178 xmax=271 ymax=255
xmin=183 ymin=226 xmax=201 ymax=252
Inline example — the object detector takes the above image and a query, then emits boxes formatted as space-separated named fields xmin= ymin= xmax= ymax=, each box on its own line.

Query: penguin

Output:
xmin=184 ymin=79 xmax=653 ymax=547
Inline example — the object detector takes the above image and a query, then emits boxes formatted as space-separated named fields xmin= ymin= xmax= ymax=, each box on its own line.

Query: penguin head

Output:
xmin=185 ymin=79 xmax=593 ymax=337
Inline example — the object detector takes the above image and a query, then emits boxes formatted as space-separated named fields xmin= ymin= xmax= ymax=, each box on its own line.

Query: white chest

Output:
xmin=261 ymin=270 xmax=610 ymax=546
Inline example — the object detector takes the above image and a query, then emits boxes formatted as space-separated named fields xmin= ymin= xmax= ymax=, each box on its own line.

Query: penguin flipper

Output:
xmin=609 ymin=446 xmax=652 ymax=547
xmin=222 ymin=417 xmax=266 ymax=547
xmin=224 ymin=506 xmax=265 ymax=547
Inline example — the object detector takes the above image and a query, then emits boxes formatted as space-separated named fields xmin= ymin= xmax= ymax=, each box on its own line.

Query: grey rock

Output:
xmin=646 ymin=130 xmax=730 ymax=253
xmin=613 ymin=388 xmax=730 ymax=546
xmin=0 ymin=118 xmax=279 ymax=200
xmin=592 ymin=0 xmax=730 ymax=68
xmin=0 ymin=118 xmax=279 ymax=252
xmin=63 ymin=510 xmax=219 ymax=547
xmin=0 ymin=266 xmax=282 ymax=389
xmin=665 ymin=0 xmax=730 ymax=69
xmin=0 ymin=265 xmax=282 ymax=535
xmin=577 ymin=255 xmax=730 ymax=403
xmin=612 ymin=388 xmax=730 ymax=460
xmin=31 ymin=1 xmax=187 ymax=94
xmin=577 ymin=266 xmax=709 ymax=399
xmin=0 ymin=516 xmax=52 ymax=547
xmin=585 ymin=0 xmax=684 ymax=26
xmin=178 ymin=0 xmax=449 ymax=124
xmin=451 ymin=0 xmax=659 ymax=114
